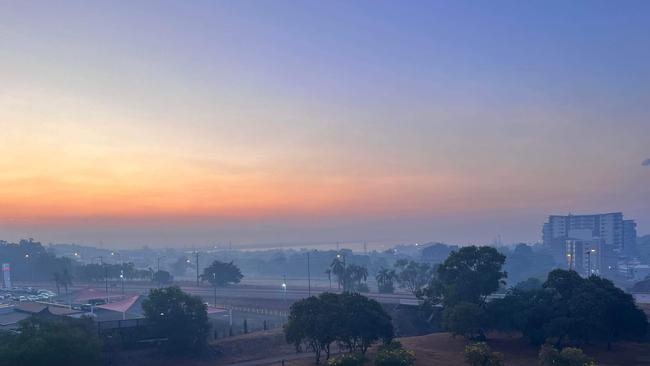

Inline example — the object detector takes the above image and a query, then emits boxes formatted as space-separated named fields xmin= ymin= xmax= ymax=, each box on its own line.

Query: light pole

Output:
xmin=567 ymin=253 xmax=573 ymax=271
xmin=112 ymin=251 xmax=124 ymax=296
xmin=195 ymin=251 xmax=200 ymax=287
xmin=93 ymin=256 xmax=108 ymax=302
xmin=282 ymin=275 xmax=287 ymax=309
xmin=24 ymin=254 xmax=31 ymax=283
xmin=307 ymin=252 xmax=311 ymax=296
xmin=213 ymin=272 xmax=217 ymax=307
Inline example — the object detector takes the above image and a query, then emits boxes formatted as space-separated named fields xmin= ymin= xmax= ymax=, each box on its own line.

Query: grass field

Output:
xmin=279 ymin=332 xmax=650 ymax=366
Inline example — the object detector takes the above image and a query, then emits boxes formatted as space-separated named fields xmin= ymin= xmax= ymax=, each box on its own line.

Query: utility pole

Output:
xmin=195 ymin=251 xmax=200 ymax=287
xmin=307 ymin=251 xmax=311 ymax=296
xmin=101 ymin=256 xmax=108 ymax=303
xmin=156 ymin=256 xmax=165 ymax=288
xmin=213 ymin=272 xmax=217 ymax=307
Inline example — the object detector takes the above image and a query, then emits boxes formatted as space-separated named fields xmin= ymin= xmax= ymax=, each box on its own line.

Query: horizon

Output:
xmin=1 ymin=1 xmax=649 ymax=248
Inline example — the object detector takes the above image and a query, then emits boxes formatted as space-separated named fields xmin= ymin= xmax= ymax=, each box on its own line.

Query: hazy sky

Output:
xmin=1 ymin=1 xmax=649 ymax=248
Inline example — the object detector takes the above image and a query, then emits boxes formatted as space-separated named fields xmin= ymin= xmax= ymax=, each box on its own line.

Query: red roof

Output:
xmin=207 ymin=306 xmax=227 ymax=314
xmin=74 ymin=288 xmax=124 ymax=302
xmin=96 ymin=295 xmax=140 ymax=313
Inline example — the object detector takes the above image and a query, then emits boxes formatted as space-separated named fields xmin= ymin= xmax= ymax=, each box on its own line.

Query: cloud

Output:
xmin=643 ymin=159 xmax=650 ymax=166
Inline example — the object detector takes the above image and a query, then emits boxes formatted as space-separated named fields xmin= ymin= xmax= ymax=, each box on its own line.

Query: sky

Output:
xmin=1 ymin=1 xmax=649 ymax=248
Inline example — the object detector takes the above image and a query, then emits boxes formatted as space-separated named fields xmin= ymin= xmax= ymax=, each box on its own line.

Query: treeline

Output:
xmin=0 ymin=239 xmax=152 ymax=284
xmin=416 ymin=246 xmax=648 ymax=349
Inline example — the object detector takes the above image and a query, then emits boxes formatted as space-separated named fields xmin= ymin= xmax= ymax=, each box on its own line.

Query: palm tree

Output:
xmin=61 ymin=268 xmax=73 ymax=299
xmin=53 ymin=272 xmax=62 ymax=296
xmin=375 ymin=268 xmax=396 ymax=293
xmin=325 ymin=269 xmax=332 ymax=289
xmin=330 ymin=256 xmax=346 ymax=290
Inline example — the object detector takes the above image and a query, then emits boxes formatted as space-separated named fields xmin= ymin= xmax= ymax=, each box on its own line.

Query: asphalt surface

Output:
xmin=13 ymin=281 xmax=416 ymax=306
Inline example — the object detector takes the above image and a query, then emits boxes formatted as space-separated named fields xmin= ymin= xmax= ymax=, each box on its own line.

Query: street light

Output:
xmin=212 ymin=272 xmax=217 ymax=307
xmin=24 ymin=254 xmax=32 ymax=283
xmin=112 ymin=251 xmax=124 ymax=296
xmin=92 ymin=256 xmax=109 ymax=303
xmin=282 ymin=276 xmax=287 ymax=309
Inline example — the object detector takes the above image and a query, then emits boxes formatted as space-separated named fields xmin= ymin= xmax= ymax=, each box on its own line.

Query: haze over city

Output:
xmin=1 ymin=1 xmax=648 ymax=247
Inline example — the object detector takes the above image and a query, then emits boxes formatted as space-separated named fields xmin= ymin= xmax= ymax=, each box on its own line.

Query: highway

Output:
xmin=14 ymin=280 xmax=416 ymax=307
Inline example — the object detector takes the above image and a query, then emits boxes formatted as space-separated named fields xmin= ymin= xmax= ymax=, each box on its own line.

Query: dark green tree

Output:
xmin=443 ymin=302 xmax=488 ymax=340
xmin=428 ymin=246 xmax=507 ymax=307
xmin=394 ymin=260 xmax=433 ymax=295
xmin=285 ymin=292 xmax=394 ymax=363
xmin=171 ymin=256 xmax=191 ymax=276
xmin=488 ymin=269 xmax=648 ymax=347
xmin=201 ymin=260 xmax=243 ymax=287
xmin=142 ymin=286 xmax=210 ymax=355
xmin=0 ymin=317 xmax=102 ymax=366
xmin=376 ymin=268 xmax=397 ymax=294
xmin=152 ymin=270 xmax=173 ymax=286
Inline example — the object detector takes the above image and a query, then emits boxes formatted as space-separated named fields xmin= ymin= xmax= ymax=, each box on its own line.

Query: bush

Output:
xmin=327 ymin=353 xmax=367 ymax=366
xmin=378 ymin=340 xmax=403 ymax=351
xmin=375 ymin=343 xmax=415 ymax=366
xmin=464 ymin=342 xmax=504 ymax=366
xmin=538 ymin=344 xmax=597 ymax=366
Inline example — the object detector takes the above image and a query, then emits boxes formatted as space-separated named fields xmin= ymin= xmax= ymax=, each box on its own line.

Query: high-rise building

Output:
xmin=566 ymin=239 xmax=602 ymax=276
xmin=542 ymin=212 xmax=637 ymax=275
xmin=623 ymin=220 xmax=638 ymax=255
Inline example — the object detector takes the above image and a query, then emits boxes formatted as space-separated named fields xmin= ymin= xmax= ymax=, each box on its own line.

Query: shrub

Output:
xmin=464 ymin=342 xmax=504 ymax=366
xmin=378 ymin=340 xmax=404 ymax=351
xmin=375 ymin=344 xmax=415 ymax=366
xmin=327 ymin=353 xmax=367 ymax=366
xmin=538 ymin=344 xmax=597 ymax=366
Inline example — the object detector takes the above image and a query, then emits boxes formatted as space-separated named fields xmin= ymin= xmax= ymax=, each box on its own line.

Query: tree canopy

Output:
xmin=488 ymin=269 xmax=648 ymax=347
xmin=285 ymin=292 xmax=394 ymax=364
xmin=201 ymin=260 xmax=243 ymax=287
xmin=0 ymin=317 xmax=102 ymax=366
xmin=142 ymin=286 xmax=210 ymax=355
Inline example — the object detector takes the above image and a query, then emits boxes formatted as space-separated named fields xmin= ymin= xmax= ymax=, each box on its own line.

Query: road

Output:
xmin=15 ymin=281 xmax=416 ymax=307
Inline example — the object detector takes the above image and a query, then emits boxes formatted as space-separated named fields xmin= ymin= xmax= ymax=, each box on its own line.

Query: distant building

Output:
xmin=542 ymin=212 xmax=637 ymax=276
xmin=2 ymin=263 xmax=10 ymax=289
xmin=623 ymin=220 xmax=638 ymax=255
xmin=566 ymin=239 xmax=602 ymax=276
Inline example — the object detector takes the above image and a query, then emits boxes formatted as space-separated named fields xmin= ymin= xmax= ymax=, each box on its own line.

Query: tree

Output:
xmin=427 ymin=246 xmax=507 ymax=308
xmin=142 ymin=286 xmax=210 ymax=355
xmin=286 ymin=295 xmax=338 ymax=364
xmin=0 ymin=317 xmax=102 ymax=366
xmin=152 ymin=270 xmax=173 ymax=286
xmin=394 ymin=260 xmax=432 ymax=295
xmin=345 ymin=264 xmax=369 ymax=292
xmin=201 ymin=260 xmax=243 ymax=287
xmin=463 ymin=342 xmax=504 ymax=366
xmin=285 ymin=292 xmax=394 ymax=363
xmin=171 ymin=256 xmax=191 ymax=276
xmin=338 ymin=292 xmax=394 ymax=354
xmin=538 ymin=344 xmax=597 ymax=366
xmin=330 ymin=256 xmax=346 ymax=290
xmin=376 ymin=268 xmax=397 ymax=294
xmin=443 ymin=302 xmax=488 ymax=340
xmin=487 ymin=269 xmax=648 ymax=347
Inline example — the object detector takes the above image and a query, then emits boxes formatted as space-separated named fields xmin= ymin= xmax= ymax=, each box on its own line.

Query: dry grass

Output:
xmin=280 ymin=332 xmax=650 ymax=366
